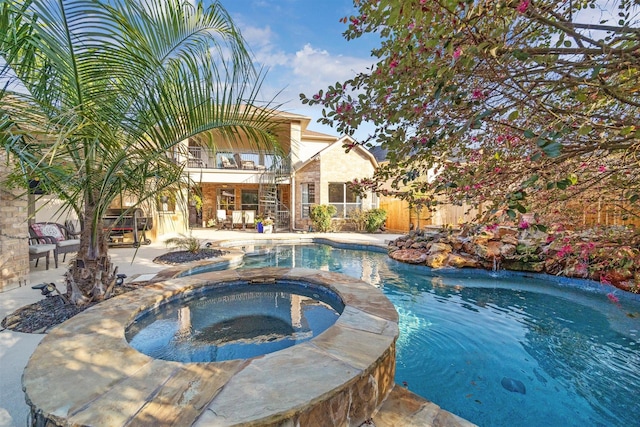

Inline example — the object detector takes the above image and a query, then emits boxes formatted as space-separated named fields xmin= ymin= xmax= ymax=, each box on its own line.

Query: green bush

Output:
xmin=310 ymin=204 xmax=337 ymax=232
xmin=348 ymin=209 xmax=368 ymax=232
xmin=365 ymin=208 xmax=387 ymax=232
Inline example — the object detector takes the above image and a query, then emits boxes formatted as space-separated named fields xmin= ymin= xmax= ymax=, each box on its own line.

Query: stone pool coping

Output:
xmin=23 ymin=268 xmax=401 ymax=426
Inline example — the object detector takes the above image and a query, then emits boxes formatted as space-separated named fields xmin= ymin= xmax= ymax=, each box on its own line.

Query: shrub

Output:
xmin=348 ymin=209 xmax=368 ymax=231
xmin=365 ymin=208 xmax=387 ymax=232
xmin=164 ymin=233 xmax=201 ymax=254
xmin=310 ymin=204 xmax=337 ymax=232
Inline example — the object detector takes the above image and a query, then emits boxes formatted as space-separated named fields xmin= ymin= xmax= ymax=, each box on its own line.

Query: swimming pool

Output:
xmin=237 ymin=243 xmax=640 ymax=427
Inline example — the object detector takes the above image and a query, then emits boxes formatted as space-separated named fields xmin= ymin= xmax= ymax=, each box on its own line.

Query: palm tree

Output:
xmin=0 ymin=0 xmax=280 ymax=305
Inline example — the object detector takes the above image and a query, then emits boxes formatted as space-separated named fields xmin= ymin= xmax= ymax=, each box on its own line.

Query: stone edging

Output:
xmin=23 ymin=268 xmax=399 ymax=426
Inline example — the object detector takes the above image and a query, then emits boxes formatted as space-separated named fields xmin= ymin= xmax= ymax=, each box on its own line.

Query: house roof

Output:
xmin=301 ymin=129 xmax=338 ymax=141
xmin=295 ymin=136 xmax=378 ymax=171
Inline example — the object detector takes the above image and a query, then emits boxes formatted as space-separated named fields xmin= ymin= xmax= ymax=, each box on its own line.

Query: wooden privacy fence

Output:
xmin=380 ymin=197 xmax=477 ymax=233
xmin=381 ymin=195 xmax=640 ymax=233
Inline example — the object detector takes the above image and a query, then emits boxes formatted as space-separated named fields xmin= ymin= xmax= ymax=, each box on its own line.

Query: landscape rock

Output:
xmin=447 ymin=253 xmax=480 ymax=268
xmin=500 ymin=234 xmax=519 ymax=246
xmin=475 ymin=240 xmax=502 ymax=259
xmin=389 ymin=249 xmax=428 ymax=264
xmin=426 ymin=252 xmax=449 ymax=269
xmin=500 ymin=243 xmax=517 ymax=258
xmin=428 ymin=242 xmax=452 ymax=255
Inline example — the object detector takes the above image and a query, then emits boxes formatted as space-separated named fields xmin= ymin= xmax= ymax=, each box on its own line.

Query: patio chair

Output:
xmin=29 ymin=222 xmax=80 ymax=263
xmin=243 ymin=210 xmax=255 ymax=229
xmin=216 ymin=210 xmax=229 ymax=229
xmin=28 ymin=237 xmax=58 ymax=270
xmin=231 ymin=210 xmax=244 ymax=229
xmin=220 ymin=156 xmax=237 ymax=169
xmin=233 ymin=153 xmax=255 ymax=170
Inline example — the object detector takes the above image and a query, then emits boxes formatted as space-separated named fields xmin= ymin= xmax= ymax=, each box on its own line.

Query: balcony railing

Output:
xmin=185 ymin=146 xmax=287 ymax=172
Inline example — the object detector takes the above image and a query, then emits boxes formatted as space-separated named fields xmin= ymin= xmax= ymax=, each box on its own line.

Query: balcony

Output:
xmin=184 ymin=147 xmax=281 ymax=172
xmin=183 ymin=147 xmax=292 ymax=175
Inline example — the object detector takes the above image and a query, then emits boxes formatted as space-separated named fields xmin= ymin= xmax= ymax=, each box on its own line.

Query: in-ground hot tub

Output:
xmin=23 ymin=268 xmax=399 ymax=426
xmin=126 ymin=280 xmax=345 ymax=363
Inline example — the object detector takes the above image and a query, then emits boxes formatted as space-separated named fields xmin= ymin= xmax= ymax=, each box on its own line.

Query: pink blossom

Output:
xmin=408 ymin=22 xmax=415 ymax=30
xmin=557 ymin=244 xmax=573 ymax=258
xmin=516 ymin=0 xmax=530 ymax=13
xmin=598 ymin=165 xmax=607 ymax=172
xmin=390 ymin=59 xmax=399 ymax=69
xmin=518 ymin=220 xmax=530 ymax=230
xmin=472 ymin=88 xmax=485 ymax=100
xmin=453 ymin=47 xmax=462 ymax=60
xmin=486 ymin=223 xmax=498 ymax=231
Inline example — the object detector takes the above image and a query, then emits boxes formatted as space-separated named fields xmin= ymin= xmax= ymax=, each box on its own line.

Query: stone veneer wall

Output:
xmin=0 ymin=152 xmax=29 ymax=292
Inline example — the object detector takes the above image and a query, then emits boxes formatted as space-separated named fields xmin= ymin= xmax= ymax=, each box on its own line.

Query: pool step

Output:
xmin=369 ymin=385 xmax=477 ymax=427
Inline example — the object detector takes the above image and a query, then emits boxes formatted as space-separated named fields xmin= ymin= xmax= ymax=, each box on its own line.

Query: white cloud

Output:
xmin=292 ymin=44 xmax=372 ymax=88
xmin=233 ymin=16 xmax=375 ymax=139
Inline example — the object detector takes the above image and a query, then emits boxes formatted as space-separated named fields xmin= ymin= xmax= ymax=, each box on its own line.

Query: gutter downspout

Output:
xmin=290 ymin=170 xmax=297 ymax=231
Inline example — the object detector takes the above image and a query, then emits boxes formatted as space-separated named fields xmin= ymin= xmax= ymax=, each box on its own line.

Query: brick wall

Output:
xmin=0 ymin=153 xmax=29 ymax=292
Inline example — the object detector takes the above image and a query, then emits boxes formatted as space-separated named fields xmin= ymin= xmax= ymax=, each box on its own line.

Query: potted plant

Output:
xmin=255 ymin=215 xmax=274 ymax=233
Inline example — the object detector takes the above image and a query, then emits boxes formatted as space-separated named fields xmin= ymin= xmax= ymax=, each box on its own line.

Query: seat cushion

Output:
xmin=57 ymin=239 xmax=80 ymax=248
xmin=29 ymin=244 xmax=56 ymax=254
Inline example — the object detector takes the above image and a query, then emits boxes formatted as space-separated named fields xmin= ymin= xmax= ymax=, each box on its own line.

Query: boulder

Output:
xmin=500 ymin=234 xmax=519 ymax=246
xmin=447 ymin=253 xmax=480 ymax=268
xmin=475 ymin=240 xmax=502 ymax=259
xmin=389 ymin=249 xmax=428 ymax=264
xmin=428 ymin=242 xmax=452 ymax=255
xmin=426 ymin=252 xmax=449 ymax=269
xmin=500 ymin=243 xmax=517 ymax=258
xmin=410 ymin=241 xmax=429 ymax=250
xmin=497 ymin=226 xmax=518 ymax=238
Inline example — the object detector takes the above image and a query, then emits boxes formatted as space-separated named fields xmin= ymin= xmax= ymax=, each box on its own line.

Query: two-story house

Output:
xmin=159 ymin=110 xmax=379 ymax=234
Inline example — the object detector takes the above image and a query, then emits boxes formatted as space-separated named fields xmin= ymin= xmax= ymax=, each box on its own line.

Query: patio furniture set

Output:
xmin=28 ymin=222 xmax=80 ymax=270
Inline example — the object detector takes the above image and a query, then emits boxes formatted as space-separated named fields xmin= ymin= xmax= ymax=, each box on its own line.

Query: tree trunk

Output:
xmin=65 ymin=204 xmax=116 ymax=306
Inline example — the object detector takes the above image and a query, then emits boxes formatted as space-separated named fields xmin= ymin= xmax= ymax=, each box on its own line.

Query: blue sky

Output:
xmin=219 ymin=0 xmax=377 ymax=140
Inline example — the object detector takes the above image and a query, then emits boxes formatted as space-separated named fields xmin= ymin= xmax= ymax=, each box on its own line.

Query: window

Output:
xmin=217 ymin=189 xmax=235 ymax=212
xmin=301 ymin=183 xmax=315 ymax=218
xmin=328 ymin=183 xmax=361 ymax=218
xmin=241 ymin=190 xmax=259 ymax=211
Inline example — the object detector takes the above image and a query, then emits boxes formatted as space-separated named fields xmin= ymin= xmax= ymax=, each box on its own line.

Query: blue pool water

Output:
xmin=126 ymin=282 xmax=343 ymax=362
xmin=236 ymin=244 xmax=640 ymax=427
